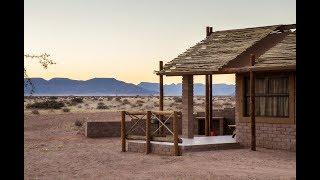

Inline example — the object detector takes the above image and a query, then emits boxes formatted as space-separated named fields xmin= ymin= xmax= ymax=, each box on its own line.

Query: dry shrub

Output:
xmin=173 ymin=96 xmax=182 ymax=103
xmin=97 ymin=102 xmax=109 ymax=109
xmin=71 ymin=97 xmax=83 ymax=104
xmin=26 ymin=100 xmax=65 ymax=109
xmin=154 ymin=102 xmax=159 ymax=107
xmin=122 ymin=99 xmax=130 ymax=105
xmin=136 ymin=99 xmax=144 ymax=107
xmin=136 ymin=100 xmax=144 ymax=104
xmin=62 ymin=108 xmax=70 ymax=112
xmin=32 ymin=109 xmax=39 ymax=114
xmin=74 ymin=120 xmax=84 ymax=127
xmin=49 ymin=96 xmax=58 ymax=100
xmin=115 ymin=97 xmax=121 ymax=101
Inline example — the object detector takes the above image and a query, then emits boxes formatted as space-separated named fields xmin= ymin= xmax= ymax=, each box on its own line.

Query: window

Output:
xmin=244 ymin=76 xmax=289 ymax=117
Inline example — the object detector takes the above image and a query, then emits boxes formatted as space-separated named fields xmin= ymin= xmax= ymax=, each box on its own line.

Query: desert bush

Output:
xmin=173 ymin=96 xmax=182 ymax=103
xmin=74 ymin=120 xmax=83 ymax=127
xmin=107 ymin=96 xmax=113 ymax=101
xmin=26 ymin=100 xmax=65 ymax=109
xmin=31 ymin=109 xmax=39 ymax=114
xmin=62 ymin=108 xmax=70 ymax=112
xmin=71 ymin=97 xmax=83 ymax=104
xmin=97 ymin=102 xmax=109 ymax=109
xmin=49 ymin=96 xmax=58 ymax=100
xmin=115 ymin=97 xmax=121 ymax=101
xmin=122 ymin=99 xmax=130 ymax=105
xmin=136 ymin=100 xmax=144 ymax=104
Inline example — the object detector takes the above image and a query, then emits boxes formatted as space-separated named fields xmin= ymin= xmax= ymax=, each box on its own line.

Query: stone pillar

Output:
xmin=182 ymin=75 xmax=194 ymax=138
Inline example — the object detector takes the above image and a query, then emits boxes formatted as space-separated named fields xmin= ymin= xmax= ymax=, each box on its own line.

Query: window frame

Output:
xmin=243 ymin=75 xmax=290 ymax=118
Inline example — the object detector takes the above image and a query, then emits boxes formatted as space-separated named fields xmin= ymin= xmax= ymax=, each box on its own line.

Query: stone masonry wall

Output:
xmin=127 ymin=141 xmax=182 ymax=156
xmin=236 ymin=122 xmax=296 ymax=151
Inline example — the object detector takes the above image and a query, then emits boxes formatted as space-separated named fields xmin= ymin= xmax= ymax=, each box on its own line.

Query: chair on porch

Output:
xmin=228 ymin=125 xmax=236 ymax=138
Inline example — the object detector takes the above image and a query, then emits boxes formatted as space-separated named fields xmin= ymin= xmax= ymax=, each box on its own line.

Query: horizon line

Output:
xmin=25 ymin=77 xmax=236 ymax=86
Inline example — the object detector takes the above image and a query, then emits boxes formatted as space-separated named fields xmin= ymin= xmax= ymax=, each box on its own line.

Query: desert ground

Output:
xmin=24 ymin=96 xmax=235 ymax=115
xmin=24 ymin=96 xmax=296 ymax=179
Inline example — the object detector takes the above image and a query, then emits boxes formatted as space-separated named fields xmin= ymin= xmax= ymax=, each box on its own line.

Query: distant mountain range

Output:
xmin=24 ymin=78 xmax=235 ymax=96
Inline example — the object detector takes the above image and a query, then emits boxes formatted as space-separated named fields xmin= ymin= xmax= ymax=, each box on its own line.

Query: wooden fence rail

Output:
xmin=121 ymin=110 xmax=181 ymax=156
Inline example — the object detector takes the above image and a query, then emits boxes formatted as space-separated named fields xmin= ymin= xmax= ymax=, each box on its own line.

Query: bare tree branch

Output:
xmin=24 ymin=53 xmax=55 ymax=94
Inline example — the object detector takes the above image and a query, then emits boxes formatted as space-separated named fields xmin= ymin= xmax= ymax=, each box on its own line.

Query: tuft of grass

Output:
xmin=173 ymin=96 xmax=182 ymax=103
xmin=154 ymin=102 xmax=159 ymax=107
xmin=97 ymin=102 xmax=109 ymax=109
xmin=62 ymin=108 xmax=70 ymax=112
xmin=136 ymin=100 xmax=144 ymax=104
xmin=31 ymin=109 xmax=39 ymax=114
xmin=74 ymin=120 xmax=83 ymax=127
xmin=70 ymin=97 xmax=83 ymax=105
xmin=122 ymin=99 xmax=130 ymax=105
xmin=49 ymin=96 xmax=58 ymax=100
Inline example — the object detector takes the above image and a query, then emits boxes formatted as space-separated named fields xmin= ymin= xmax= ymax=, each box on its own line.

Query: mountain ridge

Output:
xmin=24 ymin=78 xmax=235 ymax=96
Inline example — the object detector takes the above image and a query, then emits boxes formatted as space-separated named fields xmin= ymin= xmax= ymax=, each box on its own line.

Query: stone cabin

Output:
xmin=156 ymin=24 xmax=296 ymax=151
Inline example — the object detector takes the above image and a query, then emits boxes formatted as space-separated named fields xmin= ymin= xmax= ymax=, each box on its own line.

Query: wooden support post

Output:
xmin=205 ymin=75 xmax=210 ymax=136
xmin=182 ymin=75 xmax=194 ymax=138
xmin=146 ymin=111 xmax=151 ymax=154
xmin=250 ymin=54 xmax=256 ymax=151
xmin=173 ymin=111 xmax=180 ymax=156
xmin=209 ymin=74 xmax=212 ymax=134
xmin=121 ymin=111 xmax=126 ymax=152
xmin=159 ymin=61 xmax=164 ymax=136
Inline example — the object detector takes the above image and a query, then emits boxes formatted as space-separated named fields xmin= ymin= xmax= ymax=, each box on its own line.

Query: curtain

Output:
xmin=245 ymin=76 xmax=289 ymax=117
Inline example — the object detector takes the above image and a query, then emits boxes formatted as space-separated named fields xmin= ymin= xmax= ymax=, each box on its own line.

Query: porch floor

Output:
xmin=127 ymin=135 xmax=242 ymax=155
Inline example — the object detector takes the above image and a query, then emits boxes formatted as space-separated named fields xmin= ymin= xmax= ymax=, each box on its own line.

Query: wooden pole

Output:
xmin=146 ymin=111 xmax=151 ymax=154
xmin=121 ymin=111 xmax=126 ymax=152
xmin=173 ymin=111 xmax=180 ymax=156
xmin=205 ymin=75 xmax=210 ymax=136
xmin=209 ymin=74 xmax=212 ymax=135
xmin=250 ymin=54 xmax=256 ymax=151
xmin=159 ymin=61 xmax=164 ymax=136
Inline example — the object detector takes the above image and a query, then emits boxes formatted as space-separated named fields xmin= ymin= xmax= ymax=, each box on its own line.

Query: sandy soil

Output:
xmin=24 ymin=112 xmax=296 ymax=180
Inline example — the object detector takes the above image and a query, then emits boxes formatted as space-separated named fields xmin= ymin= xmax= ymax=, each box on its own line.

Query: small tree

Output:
xmin=24 ymin=53 xmax=55 ymax=94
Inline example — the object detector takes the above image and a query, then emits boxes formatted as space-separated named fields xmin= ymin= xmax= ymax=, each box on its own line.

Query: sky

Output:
xmin=24 ymin=0 xmax=296 ymax=85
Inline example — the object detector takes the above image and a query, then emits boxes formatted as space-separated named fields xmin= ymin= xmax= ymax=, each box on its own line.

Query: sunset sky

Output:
xmin=24 ymin=0 xmax=296 ymax=85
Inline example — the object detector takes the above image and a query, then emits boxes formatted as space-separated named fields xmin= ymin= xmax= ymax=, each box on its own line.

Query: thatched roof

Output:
xmin=255 ymin=32 xmax=296 ymax=68
xmin=157 ymin=24 xmax=295 ymax=75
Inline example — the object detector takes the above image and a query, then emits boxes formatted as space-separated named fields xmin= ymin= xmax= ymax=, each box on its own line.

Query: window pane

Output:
xmin=269 ymin=77 xmax=289 ymax=94
xmin=256 ymin=78 xmax=267 ymax=95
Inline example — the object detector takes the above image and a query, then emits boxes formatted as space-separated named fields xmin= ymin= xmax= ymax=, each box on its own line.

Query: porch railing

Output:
xmin=121 ymin=110 xmax=181 ymax=156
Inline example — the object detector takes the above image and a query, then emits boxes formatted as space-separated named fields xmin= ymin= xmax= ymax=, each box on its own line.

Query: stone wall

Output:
xmin=85 ymin=121 xmax=123 ymax=138
xmin=236 ymin=122 xmax=296 ymax=151
xmin=127 ymin=141 xmax=182 ymax=156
